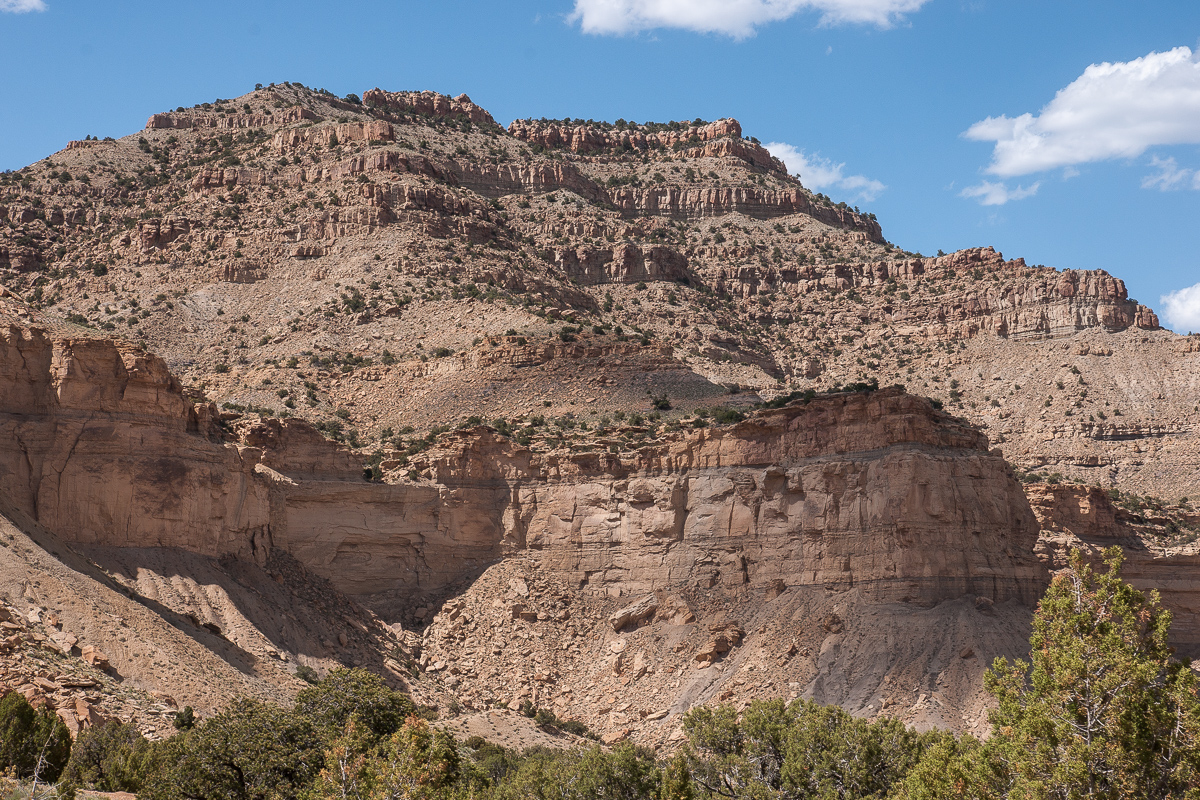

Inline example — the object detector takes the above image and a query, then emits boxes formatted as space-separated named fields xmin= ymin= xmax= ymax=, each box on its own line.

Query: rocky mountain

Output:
xmin=1 ymin=82 xmax=1198 ymax=745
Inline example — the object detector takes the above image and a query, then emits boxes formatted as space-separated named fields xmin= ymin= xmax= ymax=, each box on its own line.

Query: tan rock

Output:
xmin=608 ymin=595 xmax=658 ymax=632
xmin=81 ymin=645 xmax=110 ymax=669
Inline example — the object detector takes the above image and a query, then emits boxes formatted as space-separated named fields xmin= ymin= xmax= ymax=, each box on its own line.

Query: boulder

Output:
xmin=608 ymin=595 xmax=659 ymax=632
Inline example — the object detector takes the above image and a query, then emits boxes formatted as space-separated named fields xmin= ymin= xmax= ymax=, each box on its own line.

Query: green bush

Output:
xmin=61 ymin=720 xmax=153 ymax=794
xmin=897 ymin=547 xmax=1200 ymax=799
xmin=140 ymin=698 xmax=323 ymax=800
xmin=683 ymin=698 xmax=945 ymax=800
xmin=0 ymin=691 xmax=72 ymax=782
xmin=294 ymin=668 xmax=415 ymax=743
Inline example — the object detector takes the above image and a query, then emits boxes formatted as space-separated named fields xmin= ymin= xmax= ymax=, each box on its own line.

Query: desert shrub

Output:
xmin=0 ymin=691 xmax=72 ymax=782
xmin=61 ymin=720 xmax=153 ymax=794
xmin=294 ymin=668 xmax=415 ymax=744
xmin=140 ymin=698 xmax=322 ymax=800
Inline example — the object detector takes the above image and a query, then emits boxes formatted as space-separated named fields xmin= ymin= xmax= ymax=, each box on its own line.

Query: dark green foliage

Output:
xmin=295 ymin=664 xmax=320 ymax=684
xmin=173 ymin=705 xmax=195 ymax=730
xmin=140 ymin=698 xmax=323 ymax=800
xmin=696 ymin=406 xmax=746 ymax=425
xmin=489 ymin=743 xmax=659 ymax=800
xmin=294 ymin=667 xmax=416 ymax=744
xmin=683 ymin=698 xmax=944 ymax=799
xmin=61 ymin=720 xmax=153 ymax=794
xmin=0 ymin=691 xmax=72 ymax=782
xmin=897 ymin=547 xmax=1200 ymax=799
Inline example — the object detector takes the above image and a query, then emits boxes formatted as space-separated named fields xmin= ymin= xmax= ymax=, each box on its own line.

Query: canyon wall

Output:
xmin=1028 ymin=483 xmax=1200 ymax=655
xmin=362 ymin=89 xmax=497 ymax=126
xmin=507 ymin=118 xmax=751 ymax=156
xmin=708 ymin=247 xmax=1158 ymax=339
xmin=0 ymin=322 xmax=270 ymax=560
xmin=414 ymin=388 xmax=1047 ymax=605
xmin=0 ymin=317 xmax=1046 ymax=612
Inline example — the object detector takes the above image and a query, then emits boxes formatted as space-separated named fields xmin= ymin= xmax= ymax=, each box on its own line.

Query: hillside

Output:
xmin=1 ymin=82 xmax=1199 ymax=747
xmin=2 ymin=82 xmax=1194 ymax=499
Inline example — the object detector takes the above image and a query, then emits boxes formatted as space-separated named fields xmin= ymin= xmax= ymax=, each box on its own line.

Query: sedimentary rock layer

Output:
xmin=0 ymin=318 xmax=1045 ymax=611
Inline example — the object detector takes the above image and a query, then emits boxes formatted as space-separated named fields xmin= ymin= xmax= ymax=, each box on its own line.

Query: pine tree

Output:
xmin=899 ymin=547 xmax=1200 ymax=799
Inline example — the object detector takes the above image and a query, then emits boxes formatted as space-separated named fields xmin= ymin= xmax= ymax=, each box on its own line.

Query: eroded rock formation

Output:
xmin=363 ymin=89 xmax=496 ymax=126
xmin=1028 ymin=482 xmax=1200 ymax=656
xmin=0 ymin=322 xmax=271 ymax=560
xmin=0 ymin=315 xmax=1045 ymax=612
xmin=408 ymin=388 xmax=1046 ymax=606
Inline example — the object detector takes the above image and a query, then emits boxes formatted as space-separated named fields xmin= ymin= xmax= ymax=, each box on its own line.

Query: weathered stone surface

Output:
xmin=416 ymin=388 xmax=1047 ymax=606
xmin=136 ymin=217 xmax=191 ymax=252
xmin=363 ymin=89 xmax=496 ymax=126
xmin=609 ymin=595 xmax=659 ymax=631
xmin=0 ymin=324 xmax=272 ymax=560
xmin=1029 ymin=482 xmax=1200 ymax=656
xmin=80 ymin=645 xmax=109 ymax=669
xmin=0 ymin=318 xmax=1046 ymax=610
xmin=694 ymin=623 xmax=743 ymax=663
xmin=508 ymin=118 xmax=749 ymax=158
xmin=146 ymin=107 xmax=314 ymax=130
xmin=273 ymin=120 xmax=395 ymax=152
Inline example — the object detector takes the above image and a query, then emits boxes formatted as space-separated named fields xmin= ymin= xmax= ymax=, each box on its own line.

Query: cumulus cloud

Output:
xmin=1142 ymin=156 xmax=1200 ymax=191
xmin=0 ymin=0 xmax=46 ymax=11
xmin=766 ymin=142 xmax=886 ymax=202
xmin=959 ymin=180 xmax=1041 ymax=206
xmin=569 ymin=0 xmax=930 ymax=37
xmin=1161 ymin=282 xmax=1200 ymax=333
xmin=964 ymin=46 xmax=1200 ymax=178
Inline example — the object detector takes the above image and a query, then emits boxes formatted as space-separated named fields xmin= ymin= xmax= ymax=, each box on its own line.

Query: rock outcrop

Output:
xmin=707 ymin=247 xmax=1158 ymax=338
xmin=1028 ymin=482 xmax=1200 ymax=656
xmin=363 ymin=89 xmax=496 ymax=126
xmin=552 ymin=244 xmax=691 ymax=285
xmin=405 ymin=387 xmax=1047 ymax=607
xmin=146 ymin=107 xmax=315 ymax=130
xmin=507 ymin=118 xmax=777 ymax=168
xmin=0 ymin=314 xmax=1045 ymax=612
xmin=0 ymin=323 xmax=271 ymax=561
xmin=273 ymin=121 xmax=395 ymax=152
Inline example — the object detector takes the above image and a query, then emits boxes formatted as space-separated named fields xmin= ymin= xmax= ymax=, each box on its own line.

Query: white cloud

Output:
xmin=766 ymin=142 xmax=886 ymax=202
xmin=964 ymin=46 xmax=1200 ymax=178
xmin=0 ymin=0 xmax=46 ymax=11
xmin=959 ymin=180 xmax=1041 ymax=206
xmin=569 ymin=0 xmax=930 ymax=37
xmin=1141 ymin=155 xmax=1200 ymax=191
xmin=1161 ymin=282 xmax=1200 ymax=333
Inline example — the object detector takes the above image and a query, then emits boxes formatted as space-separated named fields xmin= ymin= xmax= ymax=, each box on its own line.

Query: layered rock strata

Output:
xmin=1028 ymin=483 xmax=1200 ymax=656
xmin=362 ymin=89 xmax=496 ymax=126
xmin=0 ymin=317 xmax=1045 ymax=612
xmin=407 ymin=387 xmax=1047 ymax=606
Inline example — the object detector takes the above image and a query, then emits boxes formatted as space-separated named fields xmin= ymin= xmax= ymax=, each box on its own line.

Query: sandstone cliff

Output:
xmin=0 ymin=310 xmax=1054 ymax=739
xmin=363 ymin=89 xmax=497 ymax=126
xmin=507 ymin=118 xmax=781 ymax=172
xmin=1027 ymin=482 xmax=1200 ymax=656
xmin=3 ymin=299 xmax=1049 ymax=607
xmin=399 ymin=388 xmax=1047 ymax=608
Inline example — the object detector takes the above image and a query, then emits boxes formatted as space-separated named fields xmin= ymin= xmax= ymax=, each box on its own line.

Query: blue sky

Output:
xmin=3 ymin=0 xmax=1199 ymax=330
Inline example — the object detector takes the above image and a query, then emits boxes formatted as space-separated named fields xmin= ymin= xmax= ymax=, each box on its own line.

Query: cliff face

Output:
xmin=362 ymin=89 xmax=497 ymax=126
xmin=928 ymin=249 xmax=1159 ymax=338
xmin=507 ymin=118 xmax=758 ymax=158
xmin=1027 ymin=483 xmax=1200 ymax=656
xmin=708 ymin=247 xmax=1158 ymax=340
xmin=408 ymin=388 xmax=1046 ymax=607
xmin=0 ymin=314 xmax=1045 ymax=612
xmin=0 ymin=322 xmax=271 ymax=561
